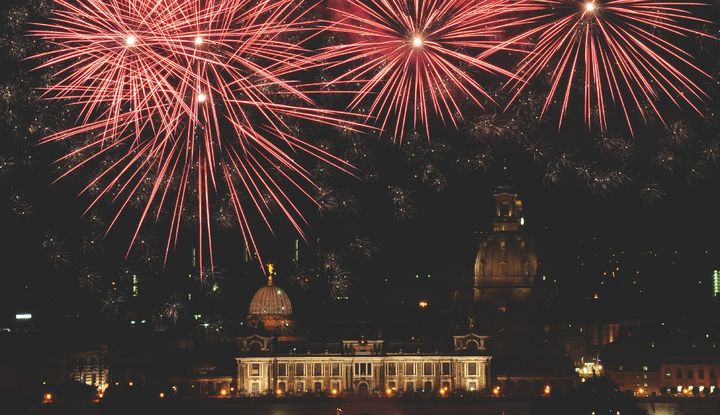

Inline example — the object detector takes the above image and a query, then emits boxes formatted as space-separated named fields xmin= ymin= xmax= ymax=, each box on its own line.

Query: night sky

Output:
xmin=1 ymin=0 xmax=719 ymax=335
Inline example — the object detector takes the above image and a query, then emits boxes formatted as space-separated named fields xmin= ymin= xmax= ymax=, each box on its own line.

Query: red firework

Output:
xmin=506 ymin=0 xmax=713 ymax=133
xmin=32 ymin=0 xmax=359 ymax=271
xmin=317 ymin=0 xmax=526 ymax=140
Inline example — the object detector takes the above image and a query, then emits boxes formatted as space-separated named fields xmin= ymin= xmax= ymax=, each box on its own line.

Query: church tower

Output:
xmin=473 ymin=185 xmax=537 ymax=308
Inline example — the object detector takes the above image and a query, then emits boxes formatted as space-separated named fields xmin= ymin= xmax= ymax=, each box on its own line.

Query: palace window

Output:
xmin=278 ymin=363 xmax=287 ymax=376
xmin=251 ymin=382 xmax=259 ymax=393
xmin=405 ymin=362 xmax=415 ymax=375
xmin=699 ymin=368 xmax=705 ymax=379
xmin=441 ymin=362 xmax=451 ymax=375
xmin=467 ymin=362 xmax=478 ymax=376
xmin=295 ymin=363 xmax=305 ymax=376
xmin=710 ymin=369 xmax=716 ymax=379
xmin=331 ymin=381 xmax=340 ymax=392
xmin=423 ymin=381 xmax=432 ymax=392
xmin=468 ymin=381 xmax=477 ymax=391
xmin=664 ymin=370 xmax=671 ymax=379
xmin=296 ymin=382 xmax=304 ymax=393
xmin=423 ymin=362 xmax=433 ymax=376
xmin=314 ymin=381 xmax=322 ymax=393
xmin=387 ymin=362 xmax=397 ymax=376
xmin=388 ymin=381 xmax=396 ymax=390
xmin=278 ymin=382 xmax=286 ymax=393
xmin=354 ymin=363 xmax=372 ymax=376
xmin=687 ymin=369 xmax=694 ymax=379
xmin=331 ymin=363 xmax=340 ymax=376
xmin=406 ymin=381 xmax=414 ymax=392
xmin=442 ymin=381 xmax=450 ymax=391
xmin=676 ymin=368 xmax=682 ymax=379
xmin=313 ymin=363 xmax=323 ymax=376
xmin=251 ymin=363 xmax=260 ymax=376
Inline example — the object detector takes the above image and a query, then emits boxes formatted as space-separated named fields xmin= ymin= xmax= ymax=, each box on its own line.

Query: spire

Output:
xmin=493 ymin=162 xmax=523 ymax=232
xmin=266 ymin=263 xmax=274 ymax=286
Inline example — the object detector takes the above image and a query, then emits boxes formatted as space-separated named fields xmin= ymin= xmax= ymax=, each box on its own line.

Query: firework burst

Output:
xmin=317 ymin=0 xmax=526 ymax=140
xmin=507 ymin=0 xmax=714 ymax=134
xmin=31 ymin=0 xmax=361 ymax=272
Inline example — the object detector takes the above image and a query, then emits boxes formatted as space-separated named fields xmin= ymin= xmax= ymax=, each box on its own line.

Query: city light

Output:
xmin=220 ymin=389 xmax=227 ymax=397
xmin=159 ymin=392 xmax=165 ymax=399
xmin=43 ymin=393 xmax=53 ymax=403
xmin=544 ymin=385 xmax=551 ymax=395
xmin=15 ymin=313 xmax=32 ymax=320
xmin=492 ymin=386 xmax=501 ymax=396
xmin=418 ymin=300 xmax=429 ymax=309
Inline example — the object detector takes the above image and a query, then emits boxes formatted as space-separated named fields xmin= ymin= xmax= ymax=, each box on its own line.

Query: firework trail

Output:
xmin=32 ymin=0 xmax=362 ymax=272
xmin=506 ymin=0 xmax=714 ymax=134
xmin=317 ymin=0 xmax=529 ymax=140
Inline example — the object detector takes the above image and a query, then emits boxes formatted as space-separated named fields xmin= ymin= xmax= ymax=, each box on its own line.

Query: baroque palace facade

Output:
xmin=235 ymin=334 xmax=491 ymax=396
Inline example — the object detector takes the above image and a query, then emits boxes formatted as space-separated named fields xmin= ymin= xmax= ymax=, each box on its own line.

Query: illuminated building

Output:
xmin=63 ymin=346 xmax=110 ymax=392
xmin=660 ymin=357 xmax=720 ymax=396
xmin=473 ymin=185 xmax=537 ymax=306
xmin=235 ymin=335 xmax=491 ymax=396
xmin=713 ymin=270 xmax=719 ymax=297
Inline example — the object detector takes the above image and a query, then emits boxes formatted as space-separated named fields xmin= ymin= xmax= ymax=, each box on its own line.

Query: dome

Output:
xmin=474 ymin=233 xmax=537 ymax=280
xmin=473 ymin=188 xmax=538 ymax=304
xmin=248 ymin=285 xmax=293 ymax=317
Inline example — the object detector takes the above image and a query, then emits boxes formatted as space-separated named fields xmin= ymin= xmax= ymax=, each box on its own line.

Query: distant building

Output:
xmin=605 ymin=364 xmax=660 ymax=396
xmin=660 ymin=356 xmax=720 ymax=396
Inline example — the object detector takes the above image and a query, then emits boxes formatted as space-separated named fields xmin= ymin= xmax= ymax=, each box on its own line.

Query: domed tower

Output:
xmin=473 ymin=185 xmax=538 ymax=307
xmin=247 ymin=264 xmax=293 ymax=332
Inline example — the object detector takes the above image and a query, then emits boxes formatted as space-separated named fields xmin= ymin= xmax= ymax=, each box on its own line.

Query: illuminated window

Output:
xmin=295 ymin=363 xmax=304 ymax=376
xmin=296 ymin=382 xmax=304 ymax=393
xmin=468 ymin=381 xmax=477 ymax=391
xmin=442 ymin=381 xmax=450 ymax=390
xmin=441 ymin=362 xmax=451 ymax=375
xmin=423 ymin=362 xmax=433 ymax=376
xmin=251 ymin=364 xmax=260 ymax=376
xmin=388 ymin=381 xmax=396 ymax=390
xmin=405 ymin=363 xmax=415 ymax=375
xmin=251 ymin=382 xmax=259 ymax=393
xmin=387 ymin=362 xmax=397 ymax=376
xmin=331 ymin=363 xmax=340 ymax=376
xmin=278 ymin=363 xmax=287 ymax=377
xmin=331 ymin=381 xmax=340 ymax=392
xmin=278 ymin=382 xmax=286 ymax=393
xmin=313 ymin=363 xmax=322 ymax=376
xmin=665 ymin=370 xmax=671 ymax=379
xmin=467 ymin=362 xmax=478 ymax=376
